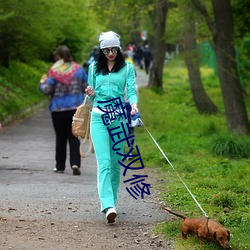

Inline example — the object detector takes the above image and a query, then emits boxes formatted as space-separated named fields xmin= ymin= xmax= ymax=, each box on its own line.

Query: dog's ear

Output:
xmin=213 ymin=231 xmax=217 ymax=240
xmin=227 ymin=230 xmax=230 ymax=240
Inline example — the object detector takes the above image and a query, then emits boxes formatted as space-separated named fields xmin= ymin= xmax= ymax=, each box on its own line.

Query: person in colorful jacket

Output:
xmin=85 ymin=31 xmax=138 ymax=223
xmin=39 ymin=45 xmax=88 ymax=175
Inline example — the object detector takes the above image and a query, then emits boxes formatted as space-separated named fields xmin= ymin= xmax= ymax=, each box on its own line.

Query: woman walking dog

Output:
xmin=85 ymin=31 xmax=138 ymax=223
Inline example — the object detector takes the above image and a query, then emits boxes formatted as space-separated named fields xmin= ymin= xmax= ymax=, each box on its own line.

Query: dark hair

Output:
xmin=95 ymin=48 xmax=126 ymax=75
xmin=54 ymin=45 xmax=73 ymax=63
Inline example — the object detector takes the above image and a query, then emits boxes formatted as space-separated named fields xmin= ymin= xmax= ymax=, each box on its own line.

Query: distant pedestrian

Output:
xmin=39 ymin=45 xmax=88 ymax=175
xmin=86 ymin=46 xmax=99 ymax=71
xmin=134 ymin=45 xmax=144 ymax=69
xmin=143 ymin=44 xmax=152 ymax=74
xmin=85 ymin=31 xmax=138 ymax=223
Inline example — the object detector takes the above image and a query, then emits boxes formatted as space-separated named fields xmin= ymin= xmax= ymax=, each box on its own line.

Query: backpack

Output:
xmin=72 ymin=95 xmax=93 ymax=158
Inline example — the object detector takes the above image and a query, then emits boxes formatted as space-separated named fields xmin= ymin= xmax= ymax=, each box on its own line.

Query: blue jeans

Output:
xmin=90 ymin=111 xmax=126 ymax=212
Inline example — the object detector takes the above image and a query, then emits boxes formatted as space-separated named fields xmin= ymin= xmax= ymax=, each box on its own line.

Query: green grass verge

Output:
xmin=134 ymin=59 xmax=250 ymax=250
xmin=0 ymin=60 xmax=50 ymax=123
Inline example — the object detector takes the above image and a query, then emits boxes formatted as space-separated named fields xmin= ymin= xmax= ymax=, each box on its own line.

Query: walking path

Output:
xmin=0 ymin=70 xmax=172 ymax=249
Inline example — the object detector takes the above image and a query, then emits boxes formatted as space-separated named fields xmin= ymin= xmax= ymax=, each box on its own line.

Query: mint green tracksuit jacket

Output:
xmin=88 ymin=62 xmax=138 ymax=212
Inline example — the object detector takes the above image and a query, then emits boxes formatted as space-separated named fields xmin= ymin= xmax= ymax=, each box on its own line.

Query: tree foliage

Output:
xmin=232 ymin=0 xmax=250 ymax=95
xmin=0 ymin=0 xmax=99 ymax=67
xmin=91 ymin=0 xmax=155 ymax=46
xmin=232 ymin=0 xmax=250 ymax=39
xmin=164 ymin=2 xmax=184 ymax=44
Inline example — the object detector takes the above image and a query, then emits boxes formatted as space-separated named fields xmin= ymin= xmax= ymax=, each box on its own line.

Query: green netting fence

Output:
xmin=198 ymin=39 xmax=250 ymax=95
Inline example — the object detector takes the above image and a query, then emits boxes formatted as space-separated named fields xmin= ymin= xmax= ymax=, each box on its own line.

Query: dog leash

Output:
xmin=139 ymin=118 xmax=209 ymax=218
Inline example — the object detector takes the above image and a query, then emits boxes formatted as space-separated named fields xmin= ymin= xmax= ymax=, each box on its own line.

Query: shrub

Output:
xmin=210 ymin=135 xmax=250 ymax=159
xmin=210 ymin=191 xmax=237 ymax=209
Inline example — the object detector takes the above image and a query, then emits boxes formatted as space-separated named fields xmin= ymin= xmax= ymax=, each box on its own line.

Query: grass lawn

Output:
xmin=134 ymin=58 xmax=250 ymax=250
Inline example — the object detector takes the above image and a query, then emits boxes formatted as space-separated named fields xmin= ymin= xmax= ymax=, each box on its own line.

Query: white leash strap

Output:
xmin=139 ymin=118 xmax=209 ymax=218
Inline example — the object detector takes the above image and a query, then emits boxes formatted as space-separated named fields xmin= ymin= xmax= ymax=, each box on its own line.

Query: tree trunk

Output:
xmin=147 ymin=0 xmax=169 ymax=90
xmin=191 ymin=0 xmax=250 ymax=134
xmin=212 ymin=0 xmax=250 ymax=134
xmin=184 ymin=4 xmax=218 ymax=114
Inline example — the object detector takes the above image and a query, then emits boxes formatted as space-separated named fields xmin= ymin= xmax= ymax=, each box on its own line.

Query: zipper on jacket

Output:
xmin=108 ymin=72 xmax=111 ymax=99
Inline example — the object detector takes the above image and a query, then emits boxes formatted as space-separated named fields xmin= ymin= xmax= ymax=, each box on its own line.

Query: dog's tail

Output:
xmin=162 ymin=206 xmax=187 ymax=220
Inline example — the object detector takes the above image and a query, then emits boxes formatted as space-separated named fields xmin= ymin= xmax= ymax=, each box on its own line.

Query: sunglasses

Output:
xmin=102 ymin=47 xmax=119 ymax=55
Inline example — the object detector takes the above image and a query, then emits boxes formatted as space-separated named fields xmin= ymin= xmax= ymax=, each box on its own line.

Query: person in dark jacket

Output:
xmin=143 ymin=44 xmax=152 ymax=74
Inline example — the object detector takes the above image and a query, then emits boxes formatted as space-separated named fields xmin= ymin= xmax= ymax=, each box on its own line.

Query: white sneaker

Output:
xmin=105 ymin=207 xmax=117 ymax=223
xmin=53 ymin=168 xmax=64 ymax=173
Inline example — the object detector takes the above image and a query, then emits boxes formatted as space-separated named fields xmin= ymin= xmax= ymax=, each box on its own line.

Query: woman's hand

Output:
xmin=85 ymin=86 xmax=95 ymax=97
xmin=131 ymin=103 xmax=138 ymax=116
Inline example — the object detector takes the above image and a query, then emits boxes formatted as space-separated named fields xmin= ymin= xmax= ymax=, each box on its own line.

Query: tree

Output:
xmin=232 ymin=0 xmax=250 ymax=96
xmin=184 ymin=1 xmax=218 ymax=114
xmin=191 ymin=0 xmax=250 ymax=134
xmin=148 ymin=0 xmax=177 ymax=89
xmin=91 ymin=0 xmax=155 ymax=48
xmin=0 ymin=0 xmax=98 ymax=66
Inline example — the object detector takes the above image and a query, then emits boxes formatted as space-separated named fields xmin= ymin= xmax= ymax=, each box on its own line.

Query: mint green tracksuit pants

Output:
xmin=90 ymin=111 xmax=126 ymax=212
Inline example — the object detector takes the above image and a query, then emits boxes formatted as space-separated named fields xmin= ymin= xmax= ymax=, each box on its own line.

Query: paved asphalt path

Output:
xmin=0 ymin=70 xmax=171 ymax=249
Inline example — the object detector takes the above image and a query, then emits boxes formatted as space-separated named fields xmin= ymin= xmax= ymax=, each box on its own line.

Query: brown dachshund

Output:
xmin=162 ymin=207 xmax=231 ymax=249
